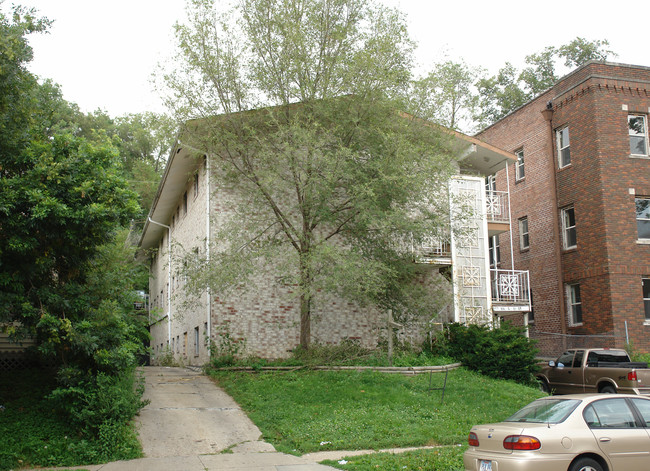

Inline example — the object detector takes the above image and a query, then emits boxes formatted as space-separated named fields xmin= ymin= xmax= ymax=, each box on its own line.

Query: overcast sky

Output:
xmin=10 ymin=0 xmax=650 ymax=117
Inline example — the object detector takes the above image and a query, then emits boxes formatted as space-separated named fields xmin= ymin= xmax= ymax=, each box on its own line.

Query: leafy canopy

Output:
xmin=164 ymin=0 xmax=456 ymax=348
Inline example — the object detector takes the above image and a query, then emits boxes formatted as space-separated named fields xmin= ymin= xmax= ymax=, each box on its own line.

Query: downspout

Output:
xmin=541 ymin=103 xmax=568 ymax=342
xmin=205 ymin=155 xmax=211 ymax=352
xmin=505 ymin=163 xmax=515 ymax=272
xmin=148 ymin=217 xmax=172 ymax=347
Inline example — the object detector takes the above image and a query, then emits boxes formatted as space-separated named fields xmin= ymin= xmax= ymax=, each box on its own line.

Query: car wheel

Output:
xmin=569 ymin=457 xmax=603 ymax=471
xmin=600 ymin=385 xmax=616 ymax=394
xmin=538 ymin=379 xmax=550 ymax=394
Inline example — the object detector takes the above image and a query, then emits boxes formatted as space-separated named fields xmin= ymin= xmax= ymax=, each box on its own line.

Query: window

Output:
xmin=182 ymin=191 xmax=188 ymax=216
xmin=584 ymin=398 xmax=638 ymax=429
xmin=641 ymin=278 xmax=650 ymax=321
xmin=194 ymin=326 xmax=200 ymax=356
xmin=515 ymin=149 xmax=525 ymax=180
xmin=630 ymin=398 xmax=650 ymax=427
xmin=629 ymin=115 xmax=648 ymax=156
xmin=561 ymin=206 xmax=577 ymax=249
xmin=519 ymin=217 xmax=529 ymax=250
xmin=488 ymin=235 xmax=500 ymax=268
xmin=567 ymin=283 xmax=582 ymax=326
xmin=193 ymin=173 xmax=199 ymax=199
xmin=637 ymin=198 xmax=650 ymax=239
xmin=556 ymin=126 xmax=571 ymax=168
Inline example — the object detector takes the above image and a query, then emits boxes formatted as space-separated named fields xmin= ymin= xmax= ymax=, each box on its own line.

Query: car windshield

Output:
xmin=505 ymin=399 xmax=581 ymax=424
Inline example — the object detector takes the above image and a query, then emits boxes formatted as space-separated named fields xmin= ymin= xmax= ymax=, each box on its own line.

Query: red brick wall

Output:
xmin=478 ymin=62 xmax=650 ymax=354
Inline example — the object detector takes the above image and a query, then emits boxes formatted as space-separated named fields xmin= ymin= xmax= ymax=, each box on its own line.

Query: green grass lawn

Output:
xmin=209 ymin=366 xmax=545 ymax=468
xmin=0 ymin=368 xmax=141 ymax=471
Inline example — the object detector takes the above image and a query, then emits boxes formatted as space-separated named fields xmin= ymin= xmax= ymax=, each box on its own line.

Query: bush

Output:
xmin=49 ymin=368 xmax=147 ymax=438
xmin=433 ymin=322 xmax=539 ymax=384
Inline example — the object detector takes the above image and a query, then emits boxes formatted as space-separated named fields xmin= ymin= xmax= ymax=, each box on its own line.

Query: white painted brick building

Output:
xmin=139 ymin=125 xmax=531 ymax=365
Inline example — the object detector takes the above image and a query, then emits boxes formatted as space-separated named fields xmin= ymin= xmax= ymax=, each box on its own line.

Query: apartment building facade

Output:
xmin=478 ymin=61 xmax=650 ymax=354
xmin=138 ymin=117 xmax=531 ymax=365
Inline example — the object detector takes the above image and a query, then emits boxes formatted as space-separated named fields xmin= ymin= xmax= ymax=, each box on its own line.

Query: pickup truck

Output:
xmin=536 ymin=348 xmax=650 ymax=395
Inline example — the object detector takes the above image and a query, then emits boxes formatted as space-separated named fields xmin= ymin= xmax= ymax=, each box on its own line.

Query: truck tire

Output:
xmin=538 ymin=379 xmax=550 ymax=394
xmin=600 ymin=385 xmax=616 ymax=394
xmin=569 ymin=457 xmax=603 ymax=471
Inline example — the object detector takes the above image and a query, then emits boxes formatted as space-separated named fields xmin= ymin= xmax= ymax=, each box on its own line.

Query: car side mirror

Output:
xmin=548 ymin=360 xmax=556 ymax=367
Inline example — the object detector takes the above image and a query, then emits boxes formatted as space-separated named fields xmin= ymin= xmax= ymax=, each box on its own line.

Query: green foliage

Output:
xmin=0 ymin=369 xmax=141 ymax=471
xmin=476 ymin=37 xmax=616 ymax=126
xmin=209 ymin=367 xmax=544 ymax=454
xmin=208 ymin=323 xmax=247 ymax=368
xmin=49 ymin=369 xmax=147 ymax=438
xmin=168 ymin=0 xmax=455 ymax=348
xmin=410 ymin=59 xmax=482 ymax=132
xmin=434 ymin=322 xmax=539 ymax=384
xmin=323 ymin=446 xmax=466 ymax=471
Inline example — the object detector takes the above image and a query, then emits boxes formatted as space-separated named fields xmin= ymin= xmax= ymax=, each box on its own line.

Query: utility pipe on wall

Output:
xmin=148 ymin=217 xmax=172 ymax=346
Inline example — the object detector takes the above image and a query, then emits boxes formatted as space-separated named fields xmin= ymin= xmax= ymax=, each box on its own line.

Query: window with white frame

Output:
xmin=567 ymin=283 xmax=583 ymax=326
xmin=641 ymin=278 xmax=650 ymax=322
xmin=519 ymin=217 xmax=529 ymax=250
xmin=561 ymin=206 xmax=577 ymax=249
xmin=556 ymin=126 xmax=571 ymax=168
xmin=629 ymin=115 xmax=648 ymax=156
xmin=515 ymin=149 xmax=525 ymax=180
xmin=485 ymin=175 xmax=496 ymax=193
xmin=637 ymin=197 xmax=650 ymax=240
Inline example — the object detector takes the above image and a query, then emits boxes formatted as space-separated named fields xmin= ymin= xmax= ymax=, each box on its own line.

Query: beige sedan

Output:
xmin=464 ymin=394 xmax=650 ymax=471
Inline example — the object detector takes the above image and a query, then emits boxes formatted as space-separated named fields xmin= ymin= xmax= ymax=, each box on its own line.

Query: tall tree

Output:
xmin=165 ymin=0 xmax=455 ymax=349
xmin=410 ymin=59 xmax=482 ymax=132
xmin=476 ymin=37 xmax=617 ymax=127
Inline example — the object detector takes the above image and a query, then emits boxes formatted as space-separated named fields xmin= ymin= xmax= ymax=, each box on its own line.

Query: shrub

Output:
xmin=49 ymin=368 xmax=147 ymax=438
xmin=433 ymin=322 xmax=539 ymax=384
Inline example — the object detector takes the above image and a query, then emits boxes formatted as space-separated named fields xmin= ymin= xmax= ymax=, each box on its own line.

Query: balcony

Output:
xmin=486 ymin=190 xmax=510 ymax=236
xmin=412 ymin=234 xmax=452 ymax=266
xmin=490 ymin=269 xmax=531 ymax=313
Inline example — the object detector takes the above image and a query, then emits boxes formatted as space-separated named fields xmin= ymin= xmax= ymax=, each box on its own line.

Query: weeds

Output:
xmin=0 ymin=368 xmax=142 ymax=471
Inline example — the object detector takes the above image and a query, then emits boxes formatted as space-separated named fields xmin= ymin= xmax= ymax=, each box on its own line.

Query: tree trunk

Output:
xmin=299 ymin=252 xmax=311 ymax=349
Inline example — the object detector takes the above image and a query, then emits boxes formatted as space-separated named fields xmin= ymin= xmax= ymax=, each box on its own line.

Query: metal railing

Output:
xmin=412 ymin=233 xmax=452 ymax=263
xmin=490 ymin=269 xmax=530 ymax=306
xmin=485 ymin=190 xmax=510 ymax=224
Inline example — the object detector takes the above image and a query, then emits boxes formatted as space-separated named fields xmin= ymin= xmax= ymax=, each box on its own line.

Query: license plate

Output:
xmin=479 ymin=460 xmax=492 ymax=471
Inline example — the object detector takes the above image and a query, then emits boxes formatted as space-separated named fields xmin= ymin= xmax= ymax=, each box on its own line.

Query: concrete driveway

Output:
xmin=136 ymin=366 xmax=275 ymax=457
xmin=34 ymin=366 xmax=337 ymax=470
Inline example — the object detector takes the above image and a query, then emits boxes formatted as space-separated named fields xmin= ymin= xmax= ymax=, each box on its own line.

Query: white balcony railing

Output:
xmin=490 ymin=269 xmax=531 ymax=311
xmin=411 ymin=233 xmax=452 ymax=264
xmin=485 ymin=191 xmax=510 ymax=224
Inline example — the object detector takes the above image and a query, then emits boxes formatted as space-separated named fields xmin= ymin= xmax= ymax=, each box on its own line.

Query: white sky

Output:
xmin=10 ymin=0 xmax=650 ymax=117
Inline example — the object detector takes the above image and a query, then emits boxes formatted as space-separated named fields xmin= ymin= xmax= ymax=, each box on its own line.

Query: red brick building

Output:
xmin=478 ymin=62 xmax=650 ymax=355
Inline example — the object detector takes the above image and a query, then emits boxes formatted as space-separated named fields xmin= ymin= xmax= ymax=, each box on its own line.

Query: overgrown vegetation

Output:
xmin=0 ymin=7 xmax=154 ymax=465
xmin=207 ymin=338 xmax=454 ymax=370
xmin=431 ymin=322 xmax=540 ymax=384
xmin=0 ymin=369 xmax=141 ymax=471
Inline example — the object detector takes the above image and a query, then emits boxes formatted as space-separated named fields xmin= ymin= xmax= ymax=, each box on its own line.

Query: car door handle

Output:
xmin=599 ymin=437 xmax=611 ymax=442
